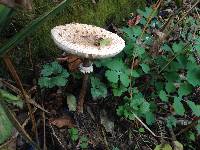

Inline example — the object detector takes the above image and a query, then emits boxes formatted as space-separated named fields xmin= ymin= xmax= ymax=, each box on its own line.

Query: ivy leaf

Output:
xmin=165 ymin=82 xmax=176 ymax=94
xmin=178 ymin=83 xmax=192 ymax=97
xmin=140 ymin=63 xmax=150 ymax=73
xmin=159 ymin=90 xmax=168 ymax=102
xmin=173 ymin=97 xmax=185 ymax=116
xmin=105 ymin=70 xmax=119 ymax=83
xmin=120 ymin=73 xmax=130 ymax=87
xmin=187 ymin=100 xmax=200 ymax=117
xmin=187 ymin=68 xmax=200 ymax=86
xmin=172 ymin=41 xmax=185 ymax=53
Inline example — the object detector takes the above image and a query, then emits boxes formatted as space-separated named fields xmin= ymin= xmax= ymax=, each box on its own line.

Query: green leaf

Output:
xmin=0 ymin=0 xmax=67 ymax=56
xmin=68 ymin=128 xmax=78 ymax=142
xmin=172 ymin=41 xmax=185 ymax=53
xmin=165 ymin=82 xmax=176 ymax=94
xmin=154 ymin=144 xmax=172 ymax=150
xmin=173 ymin=97 xmax=185 ymax=116
xmin=132 ymin=26 xmax=142 ymax=37
xmin=187 ymin=68 xmax=200 ymax=86
xmin=187 ymin=100 xmax=200 ymax=117
xmin=120 ymin=73 xmax=130 ymax=87
xmin=145 ymin=112 xmax=155 ymax=125
xmin=0 ymin=89 xmax=23 ymax=108
xmin=90 ymin=77 xmax=107 ymax=99
xmin=80 ymin=136 xmax=88 ymax=149
xmin=140 ymin=63 xmax=150 ymax=73
xmin=112 ymin=84 xmax=127 ymax=96
xmin=131 ymin=70 xmax=140 ymax=77
xmin=99 ymin=38 xmax=112 ymax=47
xmin=178 ymin=83 xmax=192 ymax=97
xmin=159 ymin=90 xmax=168 ymax=102
xmin=164 ymin=72 xmax=179 ymax=82
xmin=0 ymin=104 xmax=13 ymax=144
xmin=105 ymin=70 xmax=119 ymax=83
xmin=104 ymin=58 xmax=124 ymax=71
xmin=67 ymin=94 xmax=77 ymax=111
xmin=166 ymin=115 xmax=176 ymax=128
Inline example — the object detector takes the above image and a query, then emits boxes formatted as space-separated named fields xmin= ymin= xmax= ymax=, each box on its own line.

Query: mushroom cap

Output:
xmin=51 ymin=23 xmax=125 ymax=59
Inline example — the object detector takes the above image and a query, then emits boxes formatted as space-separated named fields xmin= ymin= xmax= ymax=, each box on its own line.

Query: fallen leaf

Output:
xmin=57 ymin=54 xmax=82 ymax=72
xmin=127 ymin=15 xmax=141 ymax=26
xmin=67 ymin=94 xmax=77 ymax=111
xmin=100 ymin=109 xmax=114 ymax=134
xmin=173 ymin=141 xmax=183 ymax=150
xmin=49 ymin=116 xmax=75 ymax=128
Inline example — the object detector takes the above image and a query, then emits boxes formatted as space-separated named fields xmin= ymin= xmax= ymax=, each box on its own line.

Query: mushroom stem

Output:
xmin=77 ymin=59 xmax=91 ymax=113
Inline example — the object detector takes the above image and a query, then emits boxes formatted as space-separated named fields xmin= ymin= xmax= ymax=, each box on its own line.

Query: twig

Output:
xmin=3 ymin=56 xmax=38 ymax=141
xmin=132 ymin=113 xmax=157 ymax=137
xmin=176 ymin=117 xmax=200 ymax=136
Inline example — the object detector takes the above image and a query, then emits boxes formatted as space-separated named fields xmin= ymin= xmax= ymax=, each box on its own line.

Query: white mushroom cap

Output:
xmin=51 ymin=23 xmax=125 ymax=59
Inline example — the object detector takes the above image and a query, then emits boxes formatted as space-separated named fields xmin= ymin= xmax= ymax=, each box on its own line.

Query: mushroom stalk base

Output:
xmin=77 ymin=59 xmax=91 ymax=113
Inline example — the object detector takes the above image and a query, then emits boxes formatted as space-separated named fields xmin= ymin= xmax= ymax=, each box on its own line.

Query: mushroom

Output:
xmin=51 ymin=23 xmax=125 ymax=113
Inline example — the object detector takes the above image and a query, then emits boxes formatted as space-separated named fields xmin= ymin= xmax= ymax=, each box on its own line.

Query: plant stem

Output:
xmin=77 ymin=59 xmax=90 ymax=113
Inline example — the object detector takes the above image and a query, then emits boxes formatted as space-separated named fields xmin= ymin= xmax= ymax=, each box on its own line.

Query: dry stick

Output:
xmin=3 ymin=56 xmax=39 ymax=143
xmin=0 ymin=107 xmax=37 ymax=149
xmin=0 ymin=77 xmax=50 ymax=114
xmin=176 ymin=117 xmax=200 ymax=136
xmin=42 ymin=103 xmax=47 ymax=150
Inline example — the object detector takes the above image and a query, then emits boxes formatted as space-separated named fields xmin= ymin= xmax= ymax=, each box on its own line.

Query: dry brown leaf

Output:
xmin=49 ymin=116 xmax=75 ymax=128
xmin=57 ymin=54 xmax=82 ymax=72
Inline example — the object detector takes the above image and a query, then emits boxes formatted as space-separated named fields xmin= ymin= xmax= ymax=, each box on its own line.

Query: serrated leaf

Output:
xmin=132 ymin=26 xmax=142 ymax=37
xmin=187 ymin=100 xmax=200 ymax=117
xmin=164 ymin=72 xmax=179 ymax=82
xmin=52 ymin=76 xmax=68 ymax=87
xmin=145 ymin=112 xmax=155 ymax=125
xmin=178 ymin=83 xmax=192 ymax=97
xmin=140 ymin=63 xmax=150 ymax=73
xmin=131 ymin=70 xmax=140 ymax=77
xmin=67 ymin=94 xmax=77 ymax=111
xmin=112 ymin=84 xmax=127 ymax=96
xmin=173 ymin=97 xmax=185 ymax=116
xmin=172 ymin=41 xmax=185 ymax=53
xmin=140 ymin=101 xmax=150 ymax=113
xmin=154 ymin=144 xmax=172 ymax=150
xmin=165 ymin=82 xmax=176 ymax=93
xmin=68 ymin=128 xmax=78 ymax=141
xmin=90 ymin=77 xmax=107 ymax=99
xmin=187 ymin=68 xmax=200 ymax=86
xmin=105 ymin=70 xmax=119 ymax=83
xmin=166 ymin=115 xmax=176 ymax=128
xmin=159 ymin=90 xmax=168 ymax=102
xmin=120 ymin=73 xmax=130 ymax=87
xmin=104 ymin=58 xmax=125 ymax=71
xmin=51 ymin=61 xmax=62 ymax=74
